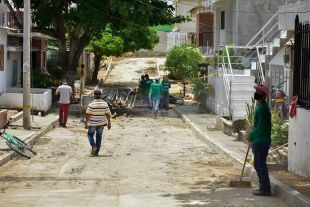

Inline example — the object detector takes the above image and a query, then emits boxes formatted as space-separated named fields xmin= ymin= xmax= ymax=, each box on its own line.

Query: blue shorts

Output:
xmin=152 ymin=98 xmax=160 ymax=111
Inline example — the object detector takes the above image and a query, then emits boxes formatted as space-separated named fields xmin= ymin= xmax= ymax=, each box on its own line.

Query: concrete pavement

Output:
xmin=0 ymin=113 xmax=58 ymax=167
xmin=175 ymin=102 xmax=310 ymax=207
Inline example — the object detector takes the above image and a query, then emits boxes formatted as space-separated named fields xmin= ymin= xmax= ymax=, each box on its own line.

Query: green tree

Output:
xmin=165 ymin=45 xmax=204 ymax=97
xmin=90 ymin=25 xmax=159 ymax=81
xmin=89 ymin=27 xmax=124 ymax=82
xmin=5 ymin=0 xmax=185 ymax=84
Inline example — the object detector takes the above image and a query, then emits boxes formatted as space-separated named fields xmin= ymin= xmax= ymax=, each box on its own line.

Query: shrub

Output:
xmin=192 ymin=78 xmax=209 ymax=100
xmin=31 ymin=70 xmax=55 ymax=88
xmin=50 ymin=65 xmax=63 ymax=80
xmin=271 ymin=112 xmax=289 ymax=146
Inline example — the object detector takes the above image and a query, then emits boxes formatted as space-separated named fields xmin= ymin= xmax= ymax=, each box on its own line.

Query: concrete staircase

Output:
xmin=229 ymin=75 xmax=255 ymax=120
xmin=220 ymin=14 xmax=293 ymax=121
xmin=258 ymin=30 xmax=294 ymax=65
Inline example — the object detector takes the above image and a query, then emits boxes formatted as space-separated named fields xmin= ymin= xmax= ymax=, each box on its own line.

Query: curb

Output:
xmin=174 ymin=107 xmax=310 ymax=207
xmin=0 ymin=117 xmax=59 ymax=168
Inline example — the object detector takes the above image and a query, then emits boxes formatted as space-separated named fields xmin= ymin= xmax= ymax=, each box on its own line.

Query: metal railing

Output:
xmin=256 ymin=46 xmax=266 ymax=85
xmin=293 ymin=15 xmax=310 ymax=110
xmin=246 ymin=13 xmax=279 ymax=47
xmin=220 ymin=56 xmax=232 ymax=111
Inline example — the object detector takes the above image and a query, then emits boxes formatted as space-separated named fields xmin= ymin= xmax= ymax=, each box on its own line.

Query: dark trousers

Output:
xmin=252 ymin=142 xmax=271 ymax=191
xmin=161 ymin=93 xmax=169 ymax=110
xmin=58 ymin=103 xmax=70 ymax=125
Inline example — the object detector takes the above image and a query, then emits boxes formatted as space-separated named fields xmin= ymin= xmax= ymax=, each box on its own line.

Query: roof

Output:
xmin=8 ymin=32 xmax=55 ymax=40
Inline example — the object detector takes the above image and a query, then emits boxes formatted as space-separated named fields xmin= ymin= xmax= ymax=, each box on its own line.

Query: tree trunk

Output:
xmin=92 ymin=54 xmax=102 ymax=81
xmin=183 ymin=81 xmax=186 ymax=98
xmin=59 ymin=32 xmax=92 ymax=87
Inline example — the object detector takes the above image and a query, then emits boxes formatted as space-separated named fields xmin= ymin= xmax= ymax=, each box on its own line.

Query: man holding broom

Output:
xmin=245 ymin=85 xmax=272 ymax=196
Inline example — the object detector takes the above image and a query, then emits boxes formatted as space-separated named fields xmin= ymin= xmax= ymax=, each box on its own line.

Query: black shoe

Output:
xmin=91 ymin=147 xmax=97 ymax=156
xmin=62 ymin=124 xmax=67 ymax=128
xmin=58 ymin=123 xmax=63 ymax=127
xmin=252 ymin=189 xmax=271 ymax=196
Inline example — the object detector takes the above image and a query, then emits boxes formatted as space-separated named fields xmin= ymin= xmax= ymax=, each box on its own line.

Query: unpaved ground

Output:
xmin=0 ymin=109 xmax=291 ymax=207
xmin=103 ymin=57 xmax=166 ymax=87
xmin=0 ymin=58 xmax=292 ymax=206
xmin=271 ymin=171 xmax=310 ymax=197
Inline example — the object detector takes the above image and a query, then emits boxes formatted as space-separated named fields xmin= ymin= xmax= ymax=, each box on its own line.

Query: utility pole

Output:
xmin=23 ymin=0 xmax=31 ymax=129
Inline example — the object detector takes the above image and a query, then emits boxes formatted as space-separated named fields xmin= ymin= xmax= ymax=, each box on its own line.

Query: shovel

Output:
xmin=228 ymin=142 xmax=252 ymax=188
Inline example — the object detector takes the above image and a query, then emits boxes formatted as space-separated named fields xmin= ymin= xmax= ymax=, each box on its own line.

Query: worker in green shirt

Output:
xmin=161 ymin=75 xmax=171 ymax=111
xmin=149 ymin=76 xmax=162 ymax=118
xmin=139 ymin=75 xmax=146 ymax=100
xmin=245 ymin=85 xmax=272 ymax=196
xmin=144 ymin=74 xmax=153 ymax=106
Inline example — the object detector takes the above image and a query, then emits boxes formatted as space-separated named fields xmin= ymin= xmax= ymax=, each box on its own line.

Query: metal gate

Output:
xmin=293 ymin=15 xmax=310 ymax=110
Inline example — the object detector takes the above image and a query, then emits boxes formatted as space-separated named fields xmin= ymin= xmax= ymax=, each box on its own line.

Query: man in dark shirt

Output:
xmin=246 ymin=85 xmax=272 ymax=196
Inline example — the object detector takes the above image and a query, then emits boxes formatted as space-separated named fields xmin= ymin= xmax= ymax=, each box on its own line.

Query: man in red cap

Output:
xmin=245 ymin=85 xmax=272 ymax=196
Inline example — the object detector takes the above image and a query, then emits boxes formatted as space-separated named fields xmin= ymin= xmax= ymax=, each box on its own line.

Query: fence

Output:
xmin=293 ymin=15 xmax=310 ymax=109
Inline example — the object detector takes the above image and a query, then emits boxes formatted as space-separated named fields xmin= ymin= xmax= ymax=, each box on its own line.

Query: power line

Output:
xmin=78 ymin=0 xmax=238 ymax=49
xmin=175 ymin=0 xmax=310 ymax=15
xmin=174 ymin=1 xmax=277 ymax=14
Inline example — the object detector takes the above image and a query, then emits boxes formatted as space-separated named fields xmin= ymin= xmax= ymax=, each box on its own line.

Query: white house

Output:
xmin=0 ymin=1 xmax=10 ymax=93
xmin=166 ymin=0 xmax=202 ymax=51
xmin=0 ymin=2 xmax=52 ymax=113
xmin=277 ymin=0 xmax=310 ymax=179
xmin=204 ymin=0 xmax=298 ymax=120
xmin=211 ymin=0 xmax=289 ymax=51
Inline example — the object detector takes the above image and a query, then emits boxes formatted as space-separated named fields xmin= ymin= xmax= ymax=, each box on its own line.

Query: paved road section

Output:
xmin=0 ymin=109 xmax=291 ymax=207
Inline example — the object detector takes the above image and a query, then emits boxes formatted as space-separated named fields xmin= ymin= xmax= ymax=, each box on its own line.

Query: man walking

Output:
xmin=139 ymin=75 xmax=146 ymax=100
xmin=246 ymin=85 xmax=272 ymax=196
xmin=55 ymin=79 xmax=72 ymax=127
xmin=149 ymin=76 xmax=162 ymax=119
xmin=161 ymin=75 xmax=171 ymax=112
xmin=85 ymin=90 xmax=112 ymax=156
xmin=144 ymin=74 xmax=153 ymax=107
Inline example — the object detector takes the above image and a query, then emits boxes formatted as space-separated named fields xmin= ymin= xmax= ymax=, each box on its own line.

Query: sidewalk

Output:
xmin=0 ymin=114 xmax=58 ymax=167
xmin=174 ymin=103 xmax=310 ymax=207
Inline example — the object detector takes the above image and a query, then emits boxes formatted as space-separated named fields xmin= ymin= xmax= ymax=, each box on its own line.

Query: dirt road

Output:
xmin=0 ymin=58 xmax=291 ymax=207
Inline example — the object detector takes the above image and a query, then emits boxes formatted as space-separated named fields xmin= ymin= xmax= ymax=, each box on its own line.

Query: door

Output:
xmin=12 ymin=59 xmax=18 ymax=86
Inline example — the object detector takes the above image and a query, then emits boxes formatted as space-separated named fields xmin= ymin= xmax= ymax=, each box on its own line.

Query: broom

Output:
xmin=228 ymin=142 xmax=252 ymax=188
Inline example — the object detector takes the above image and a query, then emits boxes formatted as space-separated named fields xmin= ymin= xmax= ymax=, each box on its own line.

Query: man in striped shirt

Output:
xmin=85 ymin=90 xmax=112 ymax=156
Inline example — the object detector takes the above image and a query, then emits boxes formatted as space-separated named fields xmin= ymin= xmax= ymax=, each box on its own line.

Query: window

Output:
xmin=221 ymin=11 xmax=225 ymax=30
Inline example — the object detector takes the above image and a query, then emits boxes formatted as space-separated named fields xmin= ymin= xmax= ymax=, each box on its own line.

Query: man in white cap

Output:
xmin=149 ymin=76 xmax=162 ymax=118
xmin=245 ymin=85 xmax=272 ymax=196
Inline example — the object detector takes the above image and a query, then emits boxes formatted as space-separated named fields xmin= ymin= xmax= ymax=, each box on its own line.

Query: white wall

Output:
xmin=167 ymin=32 xmax=188 ymax=51
xmin=279 ymin=0 xmax=308 ymax=30
xmin=0 ymin=88 xmax=52 ymax=112
xmin=6 ymin=51 xmax=22 ymax=88
xmin=213 ymin=0 xmax=287 ymax=48
xmin=205 ymin=76 xmax=229 ymax=116
xmin=175 ymin=0 xmax=200 ymax=33
xmin=268 ymin=47 xmax=290 ymax=96
xmin=288 ymin=108 xmax=310 ymax=178
xmin=0 ymin=28 xmax=7 ymax=93
xmin=153 ymin=31 xmax=168 ymax=53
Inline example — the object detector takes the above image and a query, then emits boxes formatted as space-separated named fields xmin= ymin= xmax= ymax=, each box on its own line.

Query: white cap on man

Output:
xmin=155 ymin=76 xmax=160 ymax=80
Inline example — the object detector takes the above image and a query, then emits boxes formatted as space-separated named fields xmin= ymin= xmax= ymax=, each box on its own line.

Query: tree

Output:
xmin=89 ymin=24 xmax=159 ymax=81
xmin=5 ymin=0 xmax=186 ymax=85
xmin=89 ymin=26 xmax=124 ymax=82
xmin=165 ymin=45 xmax=204 ymax=97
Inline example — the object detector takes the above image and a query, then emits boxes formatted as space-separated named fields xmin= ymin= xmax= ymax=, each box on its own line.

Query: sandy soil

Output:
xmin=271 ymin=171 xmax=310 ymax=197
xmin=0 ymin=58 xmax=292 ymax=207
xmin=0 ymin=109 xmax=291 ymax=207
xmin=103 ymin=57 xmax=165 ymax=88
